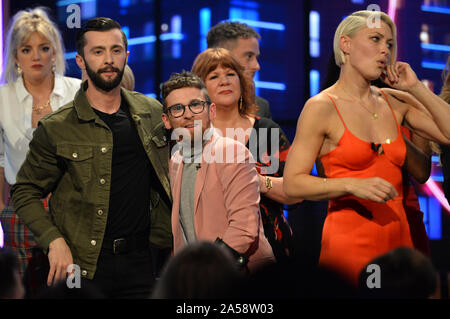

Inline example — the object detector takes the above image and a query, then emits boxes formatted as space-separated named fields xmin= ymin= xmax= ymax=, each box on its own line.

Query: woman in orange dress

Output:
xmin=284 ymin=10 xmax=450 ymax=285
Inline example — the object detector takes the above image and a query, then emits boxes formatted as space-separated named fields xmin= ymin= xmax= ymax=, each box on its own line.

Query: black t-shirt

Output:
xmin=93 ymin=101 xmax=152 ymax=239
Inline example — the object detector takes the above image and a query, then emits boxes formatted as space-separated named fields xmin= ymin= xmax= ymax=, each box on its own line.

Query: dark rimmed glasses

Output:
xmin=166 ymin=99 xmax=210 ymax=118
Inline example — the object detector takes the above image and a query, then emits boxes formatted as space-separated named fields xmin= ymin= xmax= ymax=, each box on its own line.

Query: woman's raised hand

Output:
xmin=381 ymin=61 xmax=421 ymax=92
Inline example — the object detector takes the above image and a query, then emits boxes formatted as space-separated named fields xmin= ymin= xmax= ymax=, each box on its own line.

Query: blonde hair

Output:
xmin=1 ymin=7 xmax=66 ymax=83
xmin=333 ymin=10 xmax=397 ymax=67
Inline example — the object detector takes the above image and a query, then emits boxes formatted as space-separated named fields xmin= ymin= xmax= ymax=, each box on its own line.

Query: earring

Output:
xmin=51 ymin=59 xmax=56 ymax=72
xmin=17 ymin=64 xmax=22 ymax=75
xmin=239 ymin=96 xmax=243 ymax=112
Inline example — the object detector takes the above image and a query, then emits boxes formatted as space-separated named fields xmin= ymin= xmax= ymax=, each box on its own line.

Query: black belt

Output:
xmin=102 ymin=233 xmax=149 ymax=255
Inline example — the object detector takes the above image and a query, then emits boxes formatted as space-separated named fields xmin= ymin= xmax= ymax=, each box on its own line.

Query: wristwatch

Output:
xmin=265 ymin=176 xmax=273 ymax=192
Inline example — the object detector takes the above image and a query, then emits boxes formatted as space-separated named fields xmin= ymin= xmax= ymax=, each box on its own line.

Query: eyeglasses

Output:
xmin=166 ymin=99 xmax=209 ymax=118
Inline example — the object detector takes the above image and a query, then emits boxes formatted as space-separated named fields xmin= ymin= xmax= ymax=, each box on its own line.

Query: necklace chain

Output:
xmin=359 ymin=102 xmax=378 ymax=120
xmin=340 ymin=86 xmax=379 ymax=120
xmin=32 ymin=99 xmax=50 ymax=114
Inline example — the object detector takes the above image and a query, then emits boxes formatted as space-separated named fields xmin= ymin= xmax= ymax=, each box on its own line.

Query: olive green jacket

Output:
xmin=11 ymin=82 xmax=172 ymax=279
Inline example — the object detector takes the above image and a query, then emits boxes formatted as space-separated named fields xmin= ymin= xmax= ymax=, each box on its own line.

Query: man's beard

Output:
xmin=85 ymin=60 xmax=125 ymax=92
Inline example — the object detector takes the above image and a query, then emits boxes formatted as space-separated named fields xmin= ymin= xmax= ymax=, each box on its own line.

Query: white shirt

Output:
xmin=0 ymin=73 xmax=81 ymax=184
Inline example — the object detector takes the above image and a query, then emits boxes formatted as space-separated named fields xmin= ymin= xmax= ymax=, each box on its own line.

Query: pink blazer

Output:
xmin=169 ymin=132 xmax=275 ymax=271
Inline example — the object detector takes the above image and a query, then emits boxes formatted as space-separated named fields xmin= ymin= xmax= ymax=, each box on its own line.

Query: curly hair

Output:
xmin=160 ymin=71 xmax=211 ymax=112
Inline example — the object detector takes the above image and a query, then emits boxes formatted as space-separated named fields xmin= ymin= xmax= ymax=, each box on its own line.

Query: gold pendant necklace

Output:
xmin=340 ymin=86 xmax=379 ymax=120
xmin=358 ymin=101 xmax=378 ymax=120
xmin=32 ymin=99 xmax=50 ymax=114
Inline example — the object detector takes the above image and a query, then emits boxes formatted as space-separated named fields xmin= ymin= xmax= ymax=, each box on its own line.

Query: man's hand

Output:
xmin=47 ymin=237 xmax=73 ymax=286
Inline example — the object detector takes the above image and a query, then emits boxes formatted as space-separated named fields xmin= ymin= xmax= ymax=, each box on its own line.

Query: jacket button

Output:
xmin=99 ymin=178 xmax=106 ymax=185
xmin=81 ymin=270 xmax=87 ymax=276
xmin=101 ymin=147 xmax=107 ymax=153
xmin=97 ymin=209 xmax=104 ymax=216
xmin=90 ymin=240 xmax=96 ymax=246
xmin=72 ymin=153 xmax=78 ymax=158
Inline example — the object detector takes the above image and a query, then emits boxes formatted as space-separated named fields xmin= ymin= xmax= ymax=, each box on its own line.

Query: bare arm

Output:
xmin=258 ymin=175 xmax=303 ymax=205
xmin=283 ymin=97 xmax=398 ymax=203
xmin=382 ymin=62 xmax=450 ymax=144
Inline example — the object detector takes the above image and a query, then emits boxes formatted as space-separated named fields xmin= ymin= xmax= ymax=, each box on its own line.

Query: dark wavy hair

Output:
xmin=191 ymin=48 xmax=257 ymax=117
xmin=76 ymin=17 xmax=128 ymax=57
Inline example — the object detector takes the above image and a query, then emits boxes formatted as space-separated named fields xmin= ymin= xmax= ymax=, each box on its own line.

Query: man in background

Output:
xmin=207 ymin=21 xmax=272 ymax=119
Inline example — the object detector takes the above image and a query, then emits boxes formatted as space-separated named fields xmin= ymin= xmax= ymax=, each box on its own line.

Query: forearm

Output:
xmin=408 ymin=82 xmax=450 ymax=139
xmin=11 ymin=183 xmax=63 ymax=252
xmin=10 ymin=124 xmax=63 ymax=252
xmin=284 ymin=173 xmax=353 ymax=201
xmin=259 ymin=175 xmax=303 ymax=204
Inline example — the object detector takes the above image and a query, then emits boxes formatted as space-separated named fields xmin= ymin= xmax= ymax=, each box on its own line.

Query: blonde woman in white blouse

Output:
xmin=0 ymin=7 xmax=80 ymax=295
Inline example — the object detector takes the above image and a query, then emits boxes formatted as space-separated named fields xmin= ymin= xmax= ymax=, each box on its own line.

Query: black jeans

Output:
xmin=90 ymin=248 xmax=154 ymax=299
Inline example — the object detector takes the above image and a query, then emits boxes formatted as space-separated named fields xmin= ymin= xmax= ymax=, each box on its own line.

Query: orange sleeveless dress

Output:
xmin=319 ymin=92 xmax=414 ymax=285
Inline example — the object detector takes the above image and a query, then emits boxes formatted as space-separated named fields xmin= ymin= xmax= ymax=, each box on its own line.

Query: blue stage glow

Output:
xmin=419 ymin=196 xmax=443 ymax=240
xmin=309 ymin=11 xmax=320 ymax=58
xmin=254 ymin=81 xmax=286 ymax=91
xmin=120 ymin=0 xmax=130 ymax=8
xmin=310 ymin=70 xmax=320 ymax=97
xmin=430 ymin=175 xmax=444 ymax=182
xmin=429 ymin=197 xmax=442 ymax=239
xmin=421 ymin=5 xmax=450 ymax=15
xmin=228 ymin=18 xmax=285 ymax=31
xmin=311 ymin=162 xmax=318 ymax=176
xmin=56 ymin=0 xmax=94 ymax=6
xmin=121 ymin=26 xmax=130 ymax=39
xmin=171 ymin=15 xmax=182 ymax=58
xmin=199 ymin=8 xmax=211 ymax=52
xmin=421 ymin=43 xmax=450 ymax=52
xmin=64 ymin=32 xmax=185 ymax=59
xmin=422 ymin=61 xmax=446 ymax=70
xmin=230 ymin=0 xmax=259 ymax=9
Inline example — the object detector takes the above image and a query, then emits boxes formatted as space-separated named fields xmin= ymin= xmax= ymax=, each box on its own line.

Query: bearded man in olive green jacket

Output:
xmin=11 ymin=17 xmax=172 ymax=298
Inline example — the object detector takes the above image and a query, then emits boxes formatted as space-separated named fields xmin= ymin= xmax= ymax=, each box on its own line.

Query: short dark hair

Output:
xmin=161 ymin=71 xmax=211 ymax=112
xmin=76 ymin=17 xmax=128 ymax=57
xmin=207 ymin=21 xmax=260 ymax=49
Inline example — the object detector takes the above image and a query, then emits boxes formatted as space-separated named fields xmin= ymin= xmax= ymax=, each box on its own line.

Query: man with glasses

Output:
xmin=161 ymin=71 xmax=274 ymax=272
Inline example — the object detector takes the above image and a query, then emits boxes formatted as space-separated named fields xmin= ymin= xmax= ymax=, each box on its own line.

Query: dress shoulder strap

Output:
xmin=378 ymin=89 xmax=401 ymax=132
xmin=325 ymin=93 xmax=348 ymax=130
